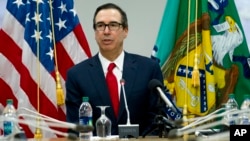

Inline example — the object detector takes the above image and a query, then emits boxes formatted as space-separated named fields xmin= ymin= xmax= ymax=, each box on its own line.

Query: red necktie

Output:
xmin=106 ymin=63 xmax=119 ymax=118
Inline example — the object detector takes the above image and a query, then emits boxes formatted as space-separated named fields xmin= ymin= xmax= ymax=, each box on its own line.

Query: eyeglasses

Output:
xmin=95 ymin=22 xmax=122 ymax=31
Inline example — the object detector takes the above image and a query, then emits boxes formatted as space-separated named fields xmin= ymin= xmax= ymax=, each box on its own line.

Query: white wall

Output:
xmin=1 ymin=1 xmax=249 ymax=56
xmin=74 ymin=0 xmax=167 ymax=57
xmin=0 ymin=0 xmax=7 ymax=28
xmin=235 ymin=1 xmax=250 ymax=51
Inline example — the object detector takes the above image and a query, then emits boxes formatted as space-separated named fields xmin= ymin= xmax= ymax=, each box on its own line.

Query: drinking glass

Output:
xmin=95 ymin=106 xmax=111 ymax=138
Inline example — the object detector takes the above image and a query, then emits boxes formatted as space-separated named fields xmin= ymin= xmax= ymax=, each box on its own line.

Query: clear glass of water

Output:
xmin=95 ymin=106 xmax=111 ymax=138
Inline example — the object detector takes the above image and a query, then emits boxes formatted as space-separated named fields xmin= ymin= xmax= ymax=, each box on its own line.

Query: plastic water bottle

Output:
xmin=224 ymin=93 xmax=238 ymax=125
xmin=239 ymin=94 xmax=250 ymax=125
xmin=79 ymin=97 xmax=93 ymax=140
xmin=2 ymin=99 xmax=17 ymax=136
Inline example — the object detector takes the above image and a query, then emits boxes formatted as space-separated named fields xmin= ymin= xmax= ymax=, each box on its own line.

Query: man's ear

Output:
xmin=123 ymin=28 xmax=128 ymax=38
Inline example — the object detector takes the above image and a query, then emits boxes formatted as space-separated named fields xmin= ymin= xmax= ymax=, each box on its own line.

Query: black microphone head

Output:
xmin=174 ymin=119 xmax=184 ymax=125
xmin=14 ymin=132 xmax=27 ymax=141
xmin=148 ymin=79 xmax=163 ymax=90
xmin=155 ymin=115 xmax=176 ymax=128
xmin=167 ymin=128 xmax=179 ymax=138
xmin=120 ymin=79 xmax=125 ymax=85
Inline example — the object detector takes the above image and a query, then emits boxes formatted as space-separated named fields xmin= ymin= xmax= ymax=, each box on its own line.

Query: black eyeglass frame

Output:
xmin=94 ymin=22 xmax=123 ymax=31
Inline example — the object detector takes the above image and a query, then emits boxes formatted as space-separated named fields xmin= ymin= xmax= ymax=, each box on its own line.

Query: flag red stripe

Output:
xmin=73 ymin=24 xmax=91 ymax=58
xmin=0 ymin=0 xmax=91 ymax=138
xmin=56 ymin=41 xmax=74 ymax=80
xmin=0 ymin=79 xmax=17 ymax=107
xmin=0 ymin=30 xmax=64 ymax=115
xmin=0 ymin=30 xmax=66 ymax=137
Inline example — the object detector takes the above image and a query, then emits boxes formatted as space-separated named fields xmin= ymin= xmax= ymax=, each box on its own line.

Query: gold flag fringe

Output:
xmin=56 ymin=71 xmax=64 ymax=105
xmin=192 ymin=54 xmax=200 ymax=87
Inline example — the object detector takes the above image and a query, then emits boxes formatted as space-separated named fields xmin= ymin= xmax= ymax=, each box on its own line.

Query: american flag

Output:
xmin=0 ymin=0 xmax=91 ymax=138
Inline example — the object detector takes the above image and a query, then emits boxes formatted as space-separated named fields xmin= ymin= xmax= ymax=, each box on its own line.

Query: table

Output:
xmin=25 ymin=133 xmax=230 ymax=141
xmin=27 ymin=136 xmax=188 ymax=141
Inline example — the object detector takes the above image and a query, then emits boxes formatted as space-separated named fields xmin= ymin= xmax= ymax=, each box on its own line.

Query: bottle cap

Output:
xmin=82 ymin=97 xmax=89 ymax=102
xmin=229 ymin=93 xmax=235 ymax=98
xmin=6 ymin=99 xmax=13 ymax=105
xmin=243 ymin=94 xmax=250 ymax=99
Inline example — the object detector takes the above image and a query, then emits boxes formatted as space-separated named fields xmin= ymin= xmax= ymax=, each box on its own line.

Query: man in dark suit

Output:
xmin=65 ymin=3 xmax=163 ymax=136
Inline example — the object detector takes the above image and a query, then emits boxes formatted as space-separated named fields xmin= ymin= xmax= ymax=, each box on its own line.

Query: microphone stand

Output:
xmin=142 ymin=97 xmax=175 ymax=138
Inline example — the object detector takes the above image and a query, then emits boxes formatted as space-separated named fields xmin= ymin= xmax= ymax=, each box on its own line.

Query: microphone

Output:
xmin=168 ymin=108 xmax=250 ymax=138
xmin=148 ymin=79 xmax=175 ymax=112
xmin=154 ymin=115 xmax=178 ymax=129
xmin=195 ymin=131 xmax=229 ymax=141
xmin=0 ymin=115 xmax=78 ymax=140
xmin=18 ymin=107 xmax=94 ymax=133
xmin=118 ymin=79 xmax=139 ymax=138
xmin=168 ymin=120 xmax=227 ymax=138
xmin=14 ymin=107 xmax=94 ymax=140
xmin=120 ymin=79 xmax=130 ymax=125
xmin=174 ymin=107 xmax=228 ymax=130
xmin=173 ymin=109 xmax=225 ymax=126
xmin=176 ymin=107 xmax=238 ymax=131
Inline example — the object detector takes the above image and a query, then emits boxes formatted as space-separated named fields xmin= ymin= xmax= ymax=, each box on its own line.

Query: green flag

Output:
xmin=209 ymin=0 xmax=250 ymax=106
xmin=152 ymin=0 xmax=217 ymax=116
xmin=151 ymin=0 xmax=180 ymax=67
xmin=152 ymin=0 xmax=249 ymax=116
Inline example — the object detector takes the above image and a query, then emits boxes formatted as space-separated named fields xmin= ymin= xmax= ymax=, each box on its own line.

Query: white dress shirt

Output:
xmin=98 ymin=51 xmax=124 ymax=99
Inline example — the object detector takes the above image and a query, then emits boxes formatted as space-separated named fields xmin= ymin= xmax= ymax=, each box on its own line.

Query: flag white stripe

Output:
xmin=2 ymin=11 xmax=61 ymax=108
xmin=61 ymin=30 xmax=89 ymax=64
xmin=0 ymin=54 xmax=56 ymax=137
xmin=1 ymin=0 xmax=91 ymax=137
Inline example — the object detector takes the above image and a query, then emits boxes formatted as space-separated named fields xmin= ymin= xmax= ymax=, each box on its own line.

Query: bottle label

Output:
xmin=3 ymin=121 xmax=14 ymax=136
xmin=231 ymin=114 xmax=239 ymax=125
xmin=241 ymin=118 xmax=250 ymax=125
xmin=79 ymin=116 xmax=93 ymax=126
xmin=229 ymin=120 xmax=236 ymax=125
xmin=79 ymin=116 xmax=93 ymax=140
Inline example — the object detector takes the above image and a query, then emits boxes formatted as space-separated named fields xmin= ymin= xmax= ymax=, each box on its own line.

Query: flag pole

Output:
xmin=192 ymin=0 xmax=200 ymax=88
xmin=182 ymin=0 xmax=191 ymax=135
xmin=48 ymin=0 xmax=65 ymax=106
xmin=182 ymin=0 xmax=192 ymax=140
xmin=34 ymin=0 xmax=42 ymax=139
xmin=183 ymin=1 xmax=200 ymax=140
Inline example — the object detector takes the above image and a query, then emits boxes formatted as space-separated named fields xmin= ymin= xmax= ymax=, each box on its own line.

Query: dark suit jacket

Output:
xmin=65 ymin=52 xmax=163 ymax=136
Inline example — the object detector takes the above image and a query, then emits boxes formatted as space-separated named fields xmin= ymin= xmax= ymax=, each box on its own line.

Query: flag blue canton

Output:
xmin=6 ymin=0 xmax=79 ymax=72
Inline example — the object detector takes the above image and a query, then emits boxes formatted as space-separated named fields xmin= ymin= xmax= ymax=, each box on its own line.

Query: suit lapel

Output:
xmin=88 ymin=55 xmax=114 ymax=117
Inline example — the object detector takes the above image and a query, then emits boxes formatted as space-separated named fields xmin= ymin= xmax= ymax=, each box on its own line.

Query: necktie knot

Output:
xmin=108 ymin=63 xmax=116 ymax=72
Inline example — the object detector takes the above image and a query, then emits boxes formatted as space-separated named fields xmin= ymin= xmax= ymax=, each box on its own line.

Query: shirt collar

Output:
xmin=98 ymin=51 xmax=124 ymax=73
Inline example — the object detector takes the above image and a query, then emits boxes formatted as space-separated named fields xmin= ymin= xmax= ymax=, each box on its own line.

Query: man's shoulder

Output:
xmin=126 ymin=52 xmax=158 ymax=64
xmin=126 ymin=52 xmax=147 ymax=59
xmin=68 ymin=57 xmax=96 ymax=72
